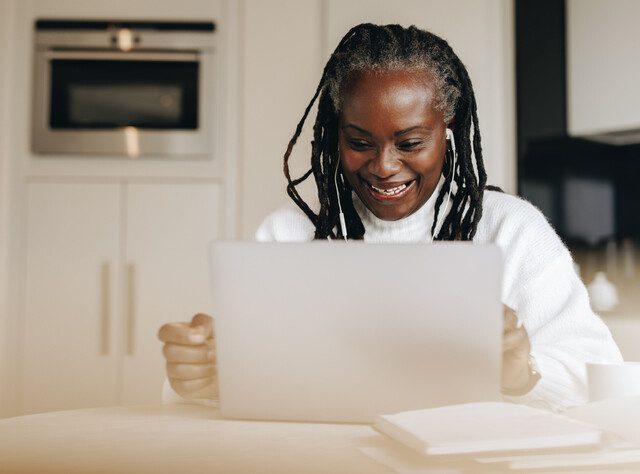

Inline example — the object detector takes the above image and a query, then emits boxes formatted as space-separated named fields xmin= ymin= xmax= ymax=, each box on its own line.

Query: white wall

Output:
xmin=240 ymin=0 xmax=322 ymax=238
xmin=567 ymin=0 xmax=640 ymax=136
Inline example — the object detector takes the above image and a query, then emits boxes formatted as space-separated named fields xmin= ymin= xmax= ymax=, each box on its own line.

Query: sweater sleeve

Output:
xmin=507 ymin=251 xmax=622 ymax=410
xmin=491 ymin=196 xmax=623 ymax=410
xmin=254 ymin=205 xmax=316 ymax=242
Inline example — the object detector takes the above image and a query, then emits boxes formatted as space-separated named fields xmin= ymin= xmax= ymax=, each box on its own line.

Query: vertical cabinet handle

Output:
xmin=100 ymin=263 xmax=110 ymax=355
xmin=126 ymin=263 xmax=136 ymax=355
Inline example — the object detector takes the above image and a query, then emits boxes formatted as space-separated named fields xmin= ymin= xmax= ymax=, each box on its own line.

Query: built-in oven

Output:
xmin=32 ymin=20 xmax=216 ymax=158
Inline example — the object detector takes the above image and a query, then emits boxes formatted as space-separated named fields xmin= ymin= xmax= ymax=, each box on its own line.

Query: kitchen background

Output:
xmin=0 ymin=0 xmax=638 ymax=418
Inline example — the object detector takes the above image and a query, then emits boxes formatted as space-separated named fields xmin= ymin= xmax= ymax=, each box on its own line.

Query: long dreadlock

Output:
xmin=282 ymin=23 xmax=492 ymax=241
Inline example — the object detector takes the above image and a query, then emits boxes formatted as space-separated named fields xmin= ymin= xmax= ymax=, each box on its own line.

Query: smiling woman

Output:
xmin=158 ymin=23 xmax=622 ymax=410
xmin=282 ymin=23 xmax=488 ymax=242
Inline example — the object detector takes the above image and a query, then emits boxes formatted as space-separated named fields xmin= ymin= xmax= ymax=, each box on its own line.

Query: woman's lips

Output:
xmin=363 ymin=178 xmax=416 ymax=202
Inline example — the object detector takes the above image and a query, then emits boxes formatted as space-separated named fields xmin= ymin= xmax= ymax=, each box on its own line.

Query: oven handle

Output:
xmin=44 ymin=50 xmax=199 ymax=62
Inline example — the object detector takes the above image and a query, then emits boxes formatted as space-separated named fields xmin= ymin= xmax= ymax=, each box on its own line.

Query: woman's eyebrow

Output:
xmin=341 ymin=124 xmax=372 ymax=136
xmin=394 ymin=126 xmax=431 ymax=136
xmin=342 ymin=124 xmax=431 ymax=136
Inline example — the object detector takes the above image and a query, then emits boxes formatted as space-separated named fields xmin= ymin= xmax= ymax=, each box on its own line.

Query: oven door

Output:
xmin=33 ymin=50 xmax=213 ymax=157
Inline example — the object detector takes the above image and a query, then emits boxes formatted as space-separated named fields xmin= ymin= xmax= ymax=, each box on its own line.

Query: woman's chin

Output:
xmin=359 ymin=195 xmax=416 ymax=221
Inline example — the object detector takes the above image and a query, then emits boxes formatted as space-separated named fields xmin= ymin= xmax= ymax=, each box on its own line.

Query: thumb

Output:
xmin=190 ymin=313 xmax=214 ymax=338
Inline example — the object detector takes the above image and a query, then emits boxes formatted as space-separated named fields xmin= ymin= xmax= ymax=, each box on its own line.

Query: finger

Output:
xmin=189 ymin=381 xmax=218 ymax=400
xmin=163 ymin=343 xmax=216 ymax=364
xmin=503 ymin=327 xmax=529 ymax=352
xmin=158 ymin=322 xmax=208 ymax=345
xmin=191 ymin=313 xmax=214 ymax=339
xmin=169 ymin=376 xmax=215 ymax=399
xmin=503 ymin=306 xmax=518 ymax=332
xmin=166 ymin=362 xmax=216 ymax=380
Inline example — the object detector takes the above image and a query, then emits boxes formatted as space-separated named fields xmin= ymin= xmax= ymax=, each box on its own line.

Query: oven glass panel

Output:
xmin=49 ymin=59 xmax=198 ymax=129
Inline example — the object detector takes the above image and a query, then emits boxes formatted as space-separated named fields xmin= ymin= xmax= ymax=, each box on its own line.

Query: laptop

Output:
xmin=209 ymin=241 xmax=503 ymax=423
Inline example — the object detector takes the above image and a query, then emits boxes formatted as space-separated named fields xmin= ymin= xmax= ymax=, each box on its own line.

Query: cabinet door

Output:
xmin=122 ymin=183 xmax=221 ymax=404
xmin=21 ymin=182 xmax=121 ymax=414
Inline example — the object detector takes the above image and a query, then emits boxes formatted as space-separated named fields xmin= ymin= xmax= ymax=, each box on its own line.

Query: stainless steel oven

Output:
xmin=32 ymin=20 xmax=216 ymax=158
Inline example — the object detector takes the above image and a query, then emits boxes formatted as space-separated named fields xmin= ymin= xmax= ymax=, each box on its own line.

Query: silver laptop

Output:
xmin=209 ymin=241 xmax=503 ymax=423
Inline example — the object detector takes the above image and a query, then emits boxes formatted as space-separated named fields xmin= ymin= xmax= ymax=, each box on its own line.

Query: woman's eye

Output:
xmin=398 ymin=140 xmax=423 ymax=151
xmin=348 ymin=140 xmax=372 ymax=150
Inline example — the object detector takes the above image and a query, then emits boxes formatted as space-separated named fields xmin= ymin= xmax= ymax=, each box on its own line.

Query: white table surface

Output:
xmin=0 ymin=403 xmax=468 ymax=474
xmin=4 ymin=401 xmax=640 ymax=474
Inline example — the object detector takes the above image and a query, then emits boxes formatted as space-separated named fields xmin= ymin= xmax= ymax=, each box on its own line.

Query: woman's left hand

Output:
xmin=502 ymin=305 xmax=533 ymax=392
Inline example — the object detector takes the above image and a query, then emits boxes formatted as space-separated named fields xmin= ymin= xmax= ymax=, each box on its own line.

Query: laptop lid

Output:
xmin=210 ymin=241 xmax=503 ymax=423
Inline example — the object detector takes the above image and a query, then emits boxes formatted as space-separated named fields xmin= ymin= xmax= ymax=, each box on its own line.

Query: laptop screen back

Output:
xmin=210 ymin=241 xmax=503 ymax=423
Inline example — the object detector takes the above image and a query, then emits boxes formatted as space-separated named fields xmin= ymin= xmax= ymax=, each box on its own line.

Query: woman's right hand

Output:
xmin=157 ymin=313 xmax=218 ymax=400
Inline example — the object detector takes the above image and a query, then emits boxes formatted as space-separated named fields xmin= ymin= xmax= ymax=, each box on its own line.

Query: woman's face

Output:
xmin=338 ymin=70 xmax=448 ymax=221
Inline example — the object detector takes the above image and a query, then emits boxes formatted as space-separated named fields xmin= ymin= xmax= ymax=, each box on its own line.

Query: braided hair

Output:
xmin=283 ymin=23 xmax=491 ymax=241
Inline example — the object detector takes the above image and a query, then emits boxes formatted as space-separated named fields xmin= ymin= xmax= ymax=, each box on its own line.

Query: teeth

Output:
xmin=370 ymin=182 xmax=408 ymax=195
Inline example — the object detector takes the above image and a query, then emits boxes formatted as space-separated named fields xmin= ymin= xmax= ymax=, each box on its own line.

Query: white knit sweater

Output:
xmin=163 ymin=188 xmax=622 ymax=410
xmin=252 ymin=188 xmax=623 ymax=410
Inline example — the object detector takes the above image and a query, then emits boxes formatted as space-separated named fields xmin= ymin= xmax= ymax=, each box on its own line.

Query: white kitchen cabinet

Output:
xmin=21 ymin=182 xmax=122 ymax=414
xmin=19 ymin=181 xmax=221 ymax=415
xmin=567 ymin=0 xmax=640 ymax=136
xmin=121 ymin=183 xmax=220 ymax=404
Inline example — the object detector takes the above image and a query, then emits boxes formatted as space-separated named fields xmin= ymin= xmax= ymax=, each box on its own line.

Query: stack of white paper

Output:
xmin=374 ymin=402 xmax=604 ymax=456
xmin=477 ymin=444 xmax=640 ymax=470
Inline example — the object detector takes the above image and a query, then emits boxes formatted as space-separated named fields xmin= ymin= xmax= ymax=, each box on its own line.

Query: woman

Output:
xmin=158 ymin=24 xmax=621 ymax=409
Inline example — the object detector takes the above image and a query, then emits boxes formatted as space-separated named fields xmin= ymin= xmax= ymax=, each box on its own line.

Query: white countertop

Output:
xmin=0 ymin=404 xmax=408 ymax=474
xmin=3 ymin=400 xmax=640 ymax=473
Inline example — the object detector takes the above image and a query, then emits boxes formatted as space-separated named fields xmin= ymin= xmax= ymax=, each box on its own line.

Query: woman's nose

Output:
xmin=368 ymin=146 xmax=402 ymax=178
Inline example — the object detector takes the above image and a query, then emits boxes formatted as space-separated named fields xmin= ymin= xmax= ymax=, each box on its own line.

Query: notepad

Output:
xmin=374 ymin=402 xmax=604 ymax=456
